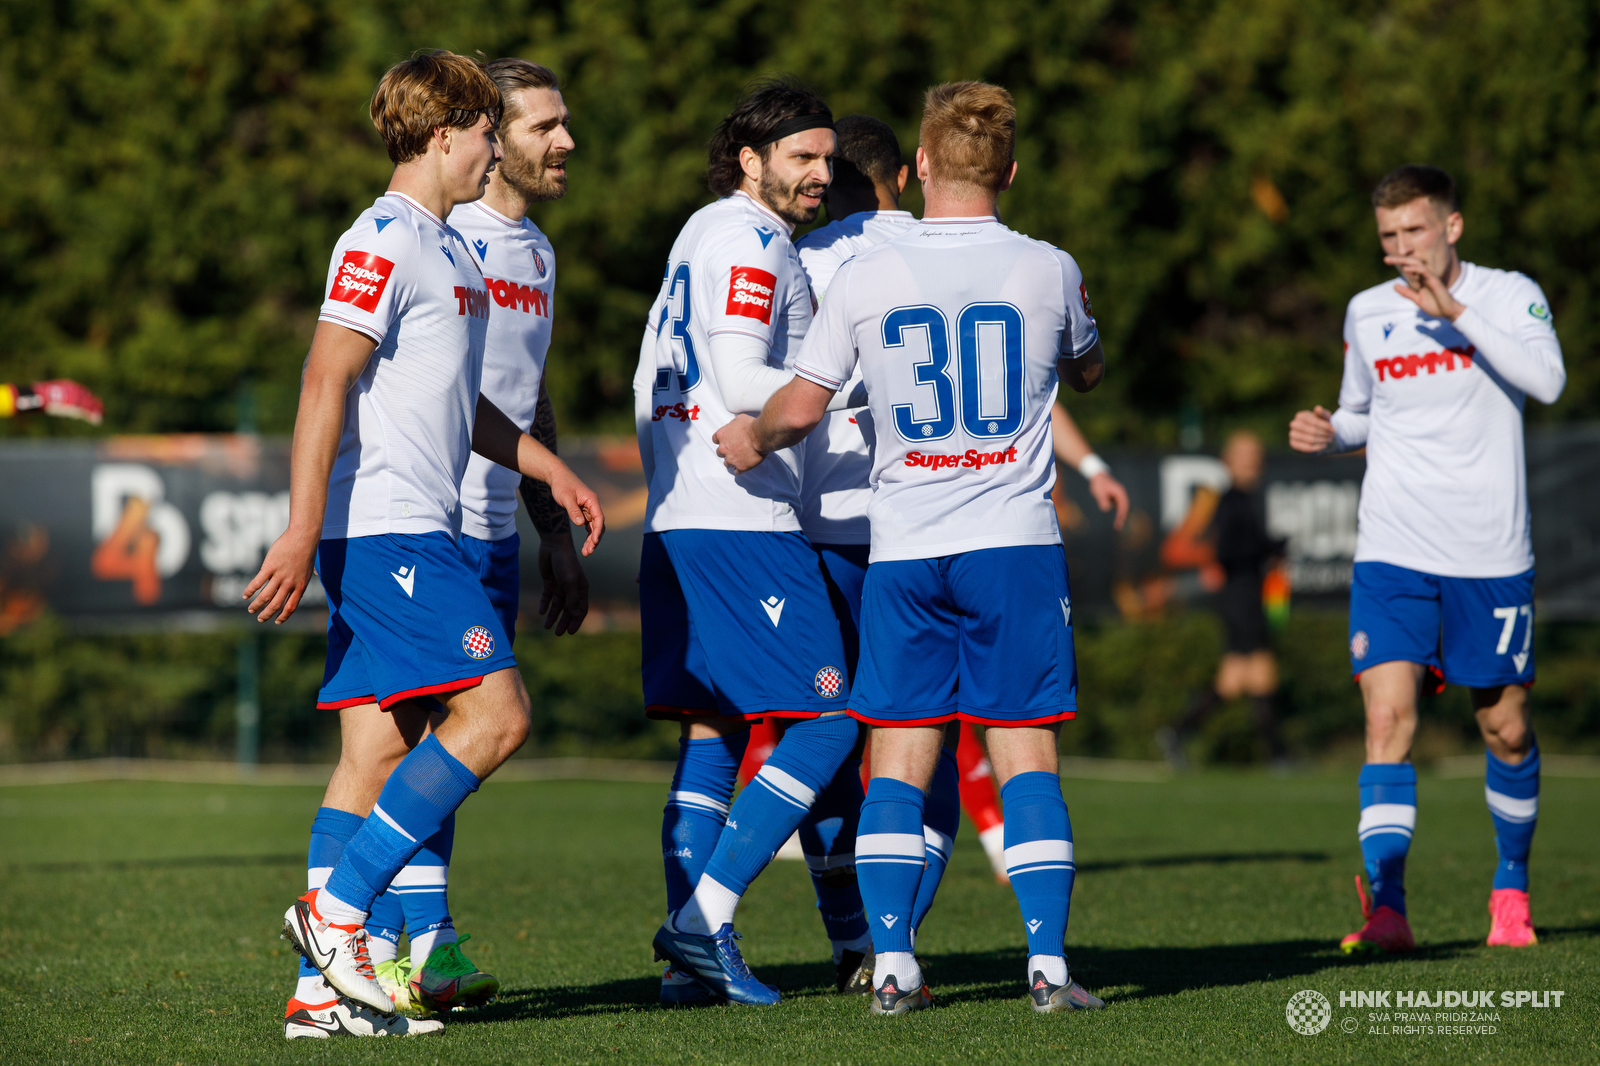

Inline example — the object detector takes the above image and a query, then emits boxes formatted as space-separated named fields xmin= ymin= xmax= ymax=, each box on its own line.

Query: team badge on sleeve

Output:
xmin=727 ymin=266 xmax=777 ymax=324
xmin=1079 ymin=281 xmax=1095 ymax=321
xmin=331 ymin=251 xmax=394 ymax=312
xmin=462 ymin=626 xmax=496 ymax=660
xmin=814 ymin=665 xmax=845 ymax=698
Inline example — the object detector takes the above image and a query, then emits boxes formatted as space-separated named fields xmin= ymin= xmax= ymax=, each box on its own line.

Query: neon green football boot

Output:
xmin=410 ymin=935 xmax=500 ymax=1012
xmin=375 ymin=955 xmax=427 ymax=1016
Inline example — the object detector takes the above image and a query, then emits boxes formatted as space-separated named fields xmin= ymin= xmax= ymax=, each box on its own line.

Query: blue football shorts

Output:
xmin=1348 ymin=561 xmax=1535 ymax=689
xmin=640 ymin=529 xmax=849 ymax=721
xmin=316 ymin=532 xmax=517 ymax=710
xmin=848 ymin=545 xmax=1079 ymax=728
xmin=814 ymin=542 xmax=870 ymax=679
xmin=458 ymin=532 xmax=521 ymax=644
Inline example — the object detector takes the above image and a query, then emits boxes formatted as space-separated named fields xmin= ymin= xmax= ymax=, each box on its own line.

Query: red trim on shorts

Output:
xmin=645 ymin=705 xmax=829 ymax=722
xmin=849 ymin=708 xmax=1077 ymax=728
xmin=377 ymin=676 xmax=483 ymax=710
xmin=316 ymin=695 xmax=376 ymax=711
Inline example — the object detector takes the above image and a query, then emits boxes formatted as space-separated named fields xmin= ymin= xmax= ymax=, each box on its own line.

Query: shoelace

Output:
xmin=1353 ymin=874 xmax=1373 ymax=921
xmin=428 ymin=933 xmax=482 ymax=978
xmin=346 ymin=928 xmax=377 ymax=981
xmin=711 ymin=929 xmax=755 ymax=979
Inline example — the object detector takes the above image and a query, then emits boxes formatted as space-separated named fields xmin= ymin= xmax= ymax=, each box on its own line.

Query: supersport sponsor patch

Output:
xmin=330 ymin=251 xmax=394 ymax=312
xmin=903 ymin=446 xmax=1020 ymax=471
xmin=726 ymin=266 xmax=777 ymax=324
xmin=652 ymin=402 xmax=699 ymax=423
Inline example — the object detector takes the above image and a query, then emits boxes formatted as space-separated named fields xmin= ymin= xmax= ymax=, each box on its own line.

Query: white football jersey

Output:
xmin=793 ymin=216 xmax=1100 ymax=562
xmin=795 ymin=210 xmax=917 ymax=544
xmin=641 ymin=192 xmax=815 ymax=533
xmin=449 ymin=201 xmax=557 ymax=541
xmin=318 ymin=192 xmax=490 ymax=540
xmin=1330 ymin=262 xmax=1565 ymax=577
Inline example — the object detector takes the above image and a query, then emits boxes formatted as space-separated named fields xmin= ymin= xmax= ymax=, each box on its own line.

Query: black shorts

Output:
xmin=1217 ymin=577 xmax=1269 ymax=654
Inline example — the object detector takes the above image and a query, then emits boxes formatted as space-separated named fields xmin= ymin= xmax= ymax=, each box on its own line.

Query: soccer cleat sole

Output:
xmin=1030 ymin=976 xmax=1106 ymax=1013
xmin=412 ymin=973 xmax=499 ymax=1013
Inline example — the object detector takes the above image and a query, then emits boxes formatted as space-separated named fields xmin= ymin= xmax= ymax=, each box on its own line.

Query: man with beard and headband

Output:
xmin=635 ymin=79 xmax=874 ymax=1006
xmin=336 ymin=57 xmax=592 ymax=1019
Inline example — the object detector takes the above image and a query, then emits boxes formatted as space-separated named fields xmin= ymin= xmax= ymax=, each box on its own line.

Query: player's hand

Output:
xmin=20 ymin=380 xmax=105 ymax=424
xmin=1288 ymin=405 xmax=1336 ymax=454
xmin=537 ymin=535 xmax=590 ymax=636
xmin=243 ymin=526 xmax=320 ymax=624
xmin=713 ymin=414 xmax=765 ymax=473
xmin=547 ymin=464 xmax=605 ymax=556
xmin=1088 ymin=471 xmax=1130 ymax=531
xmin=1384 ymin=254 xmax=1465 ymax=321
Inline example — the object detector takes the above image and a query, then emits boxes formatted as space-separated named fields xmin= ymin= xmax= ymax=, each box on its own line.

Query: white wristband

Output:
xmin=1076 ymin=453 xmax=1110 ymax=480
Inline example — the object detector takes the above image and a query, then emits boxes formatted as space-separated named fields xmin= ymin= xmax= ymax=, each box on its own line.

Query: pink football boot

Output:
xmin=1486 ymin=888 xmax=1538 ymax=947
xmin=1340 ymin=876 xmax=1415 ymax=955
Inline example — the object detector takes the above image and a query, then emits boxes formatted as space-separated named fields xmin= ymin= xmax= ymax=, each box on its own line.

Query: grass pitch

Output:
xmin=1 ymin=771 xmax=1595 ymax=1064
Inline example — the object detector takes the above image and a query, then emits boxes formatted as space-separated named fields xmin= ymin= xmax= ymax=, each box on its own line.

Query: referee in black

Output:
xmin=1158 ymin=430 xmax=1290 ymax=768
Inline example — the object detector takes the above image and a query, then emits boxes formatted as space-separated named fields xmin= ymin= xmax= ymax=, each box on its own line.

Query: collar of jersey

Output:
xmin=732 ymin=190 xmax=793 ymax=235
xmin=470 ymin=199 xmax=525 ymax=229
xmin=845 ymin=209 xmax=915 ymax=222
xmin=919 ymin=215 xmax=999 ymax=225
xmin=385 ymin=190 xmax=447 ymax=230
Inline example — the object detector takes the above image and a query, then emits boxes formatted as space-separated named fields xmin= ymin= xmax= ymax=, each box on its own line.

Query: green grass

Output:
xmin=0 ymin=774 xmax=1595 ymax=1064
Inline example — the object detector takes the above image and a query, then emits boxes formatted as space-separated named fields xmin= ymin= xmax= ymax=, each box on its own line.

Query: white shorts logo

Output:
xmin=1286 ymin=990 xmax=1331 ymax=1035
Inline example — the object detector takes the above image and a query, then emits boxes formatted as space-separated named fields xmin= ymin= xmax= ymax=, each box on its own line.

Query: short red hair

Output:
xmin=919 ymin=81 xmax=1016 ymax=195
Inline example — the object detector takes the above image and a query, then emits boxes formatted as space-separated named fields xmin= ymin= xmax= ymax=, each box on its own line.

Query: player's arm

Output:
xmin=1291 ymin=309 xmax=1369 ymax=454
xmin=1450 ymin=280 xmax=1566 ymax=404
xmin=516 ymin=380 xmax=590 ymax=635
xmin=1 ymin=380 xmax=104 ymax=424
xmin=244 ymin=322 xmax=375 ymax=623
xmin=1051 ymin=401 xmax=1128 ymax=530
xmin=715 ymin=376 xmax=835 ymax=473
xmin=1059 ymin=337 xmax=1104 ymax=393
xmin=473 ymin=394 xmax=604 ymax=556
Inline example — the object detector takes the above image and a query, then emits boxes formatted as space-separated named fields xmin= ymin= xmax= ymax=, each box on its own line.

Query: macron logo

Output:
xmin=880 ymin=915 xmax=899 ymax=929
xmin=755 ymin=227 xmax=775 ymax=249
xmin=392 ymin=565 xmax=416 ymax=598
xmin=761 ymin=596 xmax=785 ymax=626
xmin=1060 ymin=597 xmax=1071 ymax=627
xmin=1027 ymin=918 xmax=1042 ymax=933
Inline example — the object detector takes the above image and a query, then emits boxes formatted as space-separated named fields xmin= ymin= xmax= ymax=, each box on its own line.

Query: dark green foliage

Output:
xmin=3 ymin=0 xmax=1598 ymax=440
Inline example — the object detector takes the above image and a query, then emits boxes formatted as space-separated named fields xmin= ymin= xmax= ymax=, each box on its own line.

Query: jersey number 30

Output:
xmin=883 ymin=303 xmax=1024 ymax=442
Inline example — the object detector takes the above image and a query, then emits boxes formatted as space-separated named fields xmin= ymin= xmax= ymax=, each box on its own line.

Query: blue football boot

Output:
xmin=651 ymin=918 xmax=781 ymax=1006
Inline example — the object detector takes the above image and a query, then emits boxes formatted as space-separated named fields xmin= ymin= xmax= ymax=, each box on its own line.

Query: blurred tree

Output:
xmin=0 ymin=0 xmax=1596 ymax=443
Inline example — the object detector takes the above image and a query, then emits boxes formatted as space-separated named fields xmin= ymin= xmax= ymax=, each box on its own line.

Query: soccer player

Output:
xmin=245 ymin=50 xmax=604 ymax=1035
xmin=352 ymin=56 xmax=587 ymax=1018
xmin=716 ymin=80 xmax=1108 ymax=1015
xmin=633 ymin=79 xmax=868 ymax=1007
xmin=1289 ymin=164 xmax=1565 ymax=952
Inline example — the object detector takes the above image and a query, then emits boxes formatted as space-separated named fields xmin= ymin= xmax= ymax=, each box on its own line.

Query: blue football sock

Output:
xmin=299 ymin=808 xmax=363 ymax=985
xmin=322 ymin=735 xmax=479 ymax=918
xmin=1486 ymin=743 xmax=1539 ymax=892
xmin=680 ymin=713 xmax=857 ymax=932
xmin=662 ymin=733 xmax=747 ymax=913
xmin=366 ymin=888 xmax=405 ymax=963
xmin=798 ymin=755 xmax=869 ymax=951
xmin=394 ymin=814 xmax=454 ymax=962
xmin=912 ymin=746 xmax=960 ymax=932
xmin=1358 ymin=762 xmax=1416 ymax=915
xmin=1001 ymin=772 xmax=1075 ymax=959
xmin=856 ymin=777 xmax=926 ymax=954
